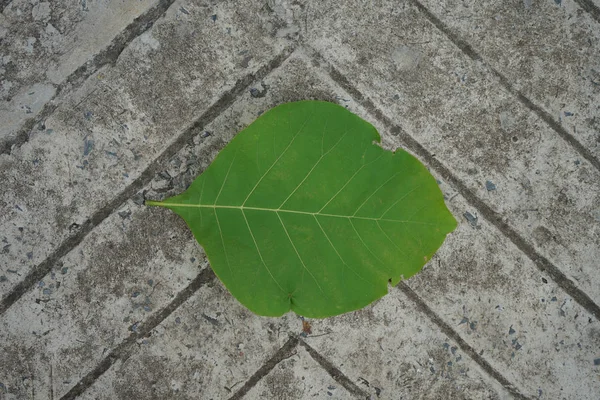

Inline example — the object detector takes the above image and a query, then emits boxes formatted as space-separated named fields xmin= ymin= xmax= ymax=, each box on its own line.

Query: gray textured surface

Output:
xmin=1 ymin=0 xmax=599 ymax=399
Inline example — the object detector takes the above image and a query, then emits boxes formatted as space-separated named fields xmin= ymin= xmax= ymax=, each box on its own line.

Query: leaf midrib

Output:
xmin=155 ymin=203 xmax=437 ymax=225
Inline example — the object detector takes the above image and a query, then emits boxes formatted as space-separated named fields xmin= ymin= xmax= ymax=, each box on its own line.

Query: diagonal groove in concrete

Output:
xmin=409 ymin=0 xmax=600 ymax=173
xmin=1 ymin=0 xmax=178 ymax=155
xmin=309 ymin=47 xmax=600 ymax=321
xmin=59 ymin=267 xmax=216 ymax=400
xmin=0 ymin=0 xmax=12 ymax=13
xmin=398 ymin=282 xmax=534 ymax=400
xmin=299 ymin=339 xmax=371 ymax=399
xmin=0 ymin=45 xmax=297 ymax=316
xmin=574 ymin=0 xmax=600 ymax=23
xmin=228 ymin=337 xmax=300 ymax=400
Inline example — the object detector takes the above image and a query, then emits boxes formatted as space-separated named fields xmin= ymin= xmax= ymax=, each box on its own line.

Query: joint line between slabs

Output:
xmin=0 ymin=45 xmax=297 ymax=317
xmin=397 ymin=283 xmax=534 ymax=400
xmin=59 ymin=268 xmax=216 ymax=400
xmin=1 ymin=0 xmax=179 ymax=156
xmin=299 ymin=339 xmax=371 ymax=399
xmin=409 ymin=0 xmax=600 ymax=173
xmin=228 ymin=337 xmax=300 ymax=400
xmin=573 ymin=0 xmax=600 ymax=24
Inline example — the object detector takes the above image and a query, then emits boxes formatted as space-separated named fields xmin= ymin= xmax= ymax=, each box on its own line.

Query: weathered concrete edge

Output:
xmin=0 ymin=45 xmax=297 ymax=316
xmin=0 ymin=0 xmax=12 ymax=13
xmin=408 ymin=0 xmax=600 ymax=173
xmin=0 ymin=0 xmax=177 ymax=155
xmin=59 ymin=268 xmax=217 ymax=400
xmin=305 ymin=45 xmax=600 ymax=320
xmin=398 ymin=283 xmax=534 ymax=400
xmin=574 ymin=0 xmax=600 ymax=23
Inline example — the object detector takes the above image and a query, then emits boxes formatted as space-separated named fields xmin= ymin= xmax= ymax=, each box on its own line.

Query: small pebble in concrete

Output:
xmin=485 ymin=180 xmax=496 ymax=191
xmin=211 ymin=14 xmax=217 ymax=22
xmin=179 ymin=7 xmax=189 ymax=15
xmin=594 ymin=358 xmax=600 ymax=366
xmin=83 ymin=138 xmax=94 ymax=156
xmin=509 ymin=326 xmax=516 ymax=335
xmin=0 ymin=276 xmax=7 ymax=282
xmin=463 ymin=211 xmax=478 ymax=228
xmin=61 ymin=267 xmax=68 ymax=274
xmin=26 ymin=251 xmax=33 ymax=259
xmin=118 ymin=210 xmax=131 ymax=219
xmin=132 ymin=192 xmax=145 ymax=206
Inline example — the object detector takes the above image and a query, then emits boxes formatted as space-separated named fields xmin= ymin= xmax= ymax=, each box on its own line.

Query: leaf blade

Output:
xmin=148 ymin=100 xmax=457 ymax=318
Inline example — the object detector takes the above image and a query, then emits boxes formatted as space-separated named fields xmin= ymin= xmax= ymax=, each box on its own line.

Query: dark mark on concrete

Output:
xmin=0 ymin=46 xmax=296 ymax=317
xmin=1 ymin=0 xmax=179 ymax=155
xmin=299 ymin=339 xmax=371 ymax=399
xmin=409 ymin=0 xmax=600 ymax=173
xmin=463 ymin=212 xmax=478 ymax=228
xmin=228 ymin=336 xmax=299 ymax=400
xmin=485 ymin=180 xmax=496 ymax=191
xmin=59 ymin=267 xmax=216 ymax=400
xmin=202 ymin=313 xmax=220 ymax=326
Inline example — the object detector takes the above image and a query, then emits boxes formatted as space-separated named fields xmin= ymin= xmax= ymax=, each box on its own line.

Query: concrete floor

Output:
xmin=1 ymin=0 xmax=599 ymax=399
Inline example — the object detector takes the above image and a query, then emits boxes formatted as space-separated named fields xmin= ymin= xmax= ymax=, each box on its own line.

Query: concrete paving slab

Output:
xmin=75 ymin=283 xmax=298 ymax=400
xmin=303 ymin=0 xmax=600 ymax=307
xmin=0 ymin=203 xmax=205 ymax=399
xmin=0 ymin=0 xmax=291 ymax=302
xmin=2 ymin=1 xmax=600 ymax=399
xmin=0 ymin=0 xmax=160 ymax=150
xmin=416 ymin=0 xmax=600 ymax=161
xmin=2 ymin=52 xmax=513 ymax=400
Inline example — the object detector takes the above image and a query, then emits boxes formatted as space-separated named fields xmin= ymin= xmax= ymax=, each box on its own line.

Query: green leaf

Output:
xmin=147 ymin=101 xmax=456 ymax=318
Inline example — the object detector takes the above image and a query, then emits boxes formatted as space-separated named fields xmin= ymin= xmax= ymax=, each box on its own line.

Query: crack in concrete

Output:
xmin=1 ymin=0 xmax=178 ymax=155
xmin=59 ymin=267 xmax=216 ymax=400
xmin=0 ymin=45 xmax=297 ymax=316
xmin=409 ymin=0 xmax=600 ymax=173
